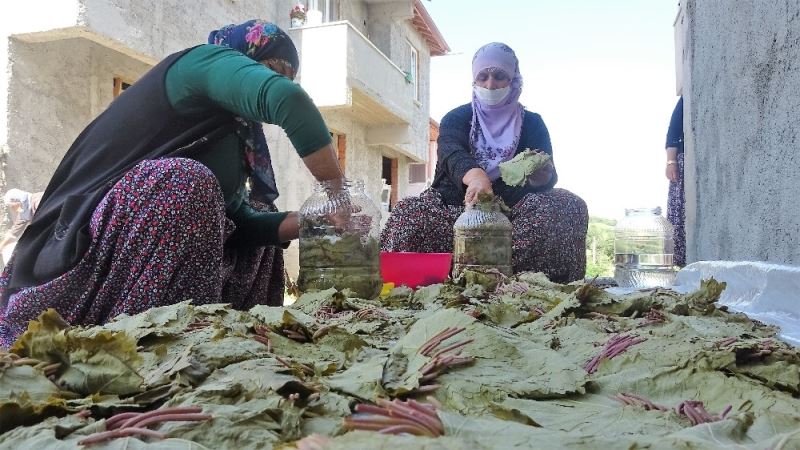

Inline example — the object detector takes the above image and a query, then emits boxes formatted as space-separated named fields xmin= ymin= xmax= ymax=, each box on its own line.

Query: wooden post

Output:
xmin=113 ymin=77 xmax=123 ymax=98
xmin=336 ymin=134 xmax=346 ymax=172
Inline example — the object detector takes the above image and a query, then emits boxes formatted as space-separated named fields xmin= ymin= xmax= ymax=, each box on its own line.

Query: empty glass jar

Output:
xmin=452 ymin=196 xmax=513 ymax=278
xmin=613 ymin=207 xmax=676 ymax=288
xmin=297 ymin=179 xmax=382 ymax=299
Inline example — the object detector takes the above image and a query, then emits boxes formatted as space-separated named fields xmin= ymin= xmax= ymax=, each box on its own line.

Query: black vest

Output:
xmin=9 ymin=47 xmax=236 ymax=290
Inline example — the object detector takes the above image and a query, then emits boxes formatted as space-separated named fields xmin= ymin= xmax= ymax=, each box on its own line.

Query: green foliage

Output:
xmin=498 ymin=149 xmax=552 ymax=187
xmin=585 ymin=216 xmax=616 ymax=278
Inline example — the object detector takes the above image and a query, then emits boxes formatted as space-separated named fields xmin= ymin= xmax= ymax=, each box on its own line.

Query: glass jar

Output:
xmin=452 ymin=197 xmax=513 ymax=278
xmin=613 ymin=207 xmax=676 ymax=288
xmin=297 ymin=179 xmax=383 ymax=299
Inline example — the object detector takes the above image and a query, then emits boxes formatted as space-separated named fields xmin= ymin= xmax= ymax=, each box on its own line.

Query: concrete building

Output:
xmin=676 ymin=0 xmax=800 ymax=266
xmin=0 ymin=0 xmax=449 ymax=276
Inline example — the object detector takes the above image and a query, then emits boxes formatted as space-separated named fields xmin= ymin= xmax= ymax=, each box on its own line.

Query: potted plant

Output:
xmin=290 ymin=4 xmax=306 ymax=28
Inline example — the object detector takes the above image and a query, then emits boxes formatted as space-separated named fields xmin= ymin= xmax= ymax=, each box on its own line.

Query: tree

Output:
xmin=585 ymin=216 xmax=616 ymax=278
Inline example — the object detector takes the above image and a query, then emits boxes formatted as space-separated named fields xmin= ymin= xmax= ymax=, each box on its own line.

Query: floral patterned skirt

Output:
xmin=667 ymin=152 xmax=686 ymax=267
xmin=0 ymin=158 xmax=283 ymax=347
xmin=380 ymin=188 xmax=588 ymax=283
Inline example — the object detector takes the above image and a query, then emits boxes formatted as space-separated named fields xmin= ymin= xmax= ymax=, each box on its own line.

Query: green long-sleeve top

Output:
xmin=164 ymin=44 xmax=332 ymax=246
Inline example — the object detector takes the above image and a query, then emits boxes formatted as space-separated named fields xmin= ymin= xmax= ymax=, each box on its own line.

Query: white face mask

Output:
xmin=474 ymin=85 xmax=511 ymax=106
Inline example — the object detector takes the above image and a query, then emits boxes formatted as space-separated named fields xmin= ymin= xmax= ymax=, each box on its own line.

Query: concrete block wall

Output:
xmin=0 ymin=0 xmax=81 ymax=176
xmin=6 ymin=38 xmax=150 ymax=191
xmin=683 ymin=0 xmax=800 ymax=265
xmin=6 ymin=38 xmax=93 ymax=193
xmin=78 ymin=0 xmax=285 ymax=59
xmin=340 ymin=0 xmax=369 ymax=35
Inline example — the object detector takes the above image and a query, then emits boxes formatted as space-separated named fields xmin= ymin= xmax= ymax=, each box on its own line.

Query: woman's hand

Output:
xmin=462 ymin=168 xmax=493 ymax=206
xmin=527 ymin=150 xmax=554 ymax=188
xmin=665 ymin=163 xmax=679 ymax=182
xmin=665 ymin=147 xmax=679 ymax=182
xmin=278 ymin=212 xmax=300 ymax=242
xmin=302 ymin=143 xmax=345 ymax=184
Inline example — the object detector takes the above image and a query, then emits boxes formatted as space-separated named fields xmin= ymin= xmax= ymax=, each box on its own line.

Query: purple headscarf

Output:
xmin=469 ymin=42 xmax=524 ymax=181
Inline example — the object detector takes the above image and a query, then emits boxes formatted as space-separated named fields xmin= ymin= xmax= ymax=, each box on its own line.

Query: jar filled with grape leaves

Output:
xmin=452 ymin=193 xmax=513 ymax=278
xmin=297 ymin=178 xmax=383 ymax=299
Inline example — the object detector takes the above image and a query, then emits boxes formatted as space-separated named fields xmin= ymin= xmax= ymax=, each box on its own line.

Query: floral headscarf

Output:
xmin=469 ymin=42 xmax=524 ymax=182
xmin=208 ymin=20 xmax=300 ymax=203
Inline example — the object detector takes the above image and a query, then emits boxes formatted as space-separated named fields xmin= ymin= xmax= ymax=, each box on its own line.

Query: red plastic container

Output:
xmin=380 ymin=252 xmax=453 ymax=289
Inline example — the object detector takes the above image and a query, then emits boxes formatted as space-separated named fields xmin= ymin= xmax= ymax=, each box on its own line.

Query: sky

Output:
xmin=422 ymin=0 xmax=681 ymax=221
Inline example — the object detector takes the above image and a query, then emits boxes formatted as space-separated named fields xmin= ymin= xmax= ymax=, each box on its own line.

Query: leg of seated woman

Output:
xmin=221 ymin=200 xmax=285 ymax=309
xmin=380 ymin=189 xmax=462 ymax=254
xmin=510 ymin=188 xmax=588 ymax=283
xmin=667 ymin=152 xmax=685 ymax=267
xmin=0 ymin=158 xmax=226 ymax=346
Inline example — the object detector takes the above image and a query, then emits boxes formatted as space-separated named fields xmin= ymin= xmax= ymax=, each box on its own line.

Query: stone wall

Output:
xmin=683 ymin=0 xmax=800 ymax=264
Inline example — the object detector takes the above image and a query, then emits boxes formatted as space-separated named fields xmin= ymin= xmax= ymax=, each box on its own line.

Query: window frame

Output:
xmin=306 ymin=0 xmax=339 ymax=23
xmin=408 ymin=41 xmax=420 ymax=101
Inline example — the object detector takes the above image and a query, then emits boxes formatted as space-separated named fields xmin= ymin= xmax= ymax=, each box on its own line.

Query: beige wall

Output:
xmin=6 ymin=37 xmax=151 ymax=191
xmin=78 ymin=0 xmax=286 ymax=59
xmin=0 ymin=0 xmax=80 ymax=152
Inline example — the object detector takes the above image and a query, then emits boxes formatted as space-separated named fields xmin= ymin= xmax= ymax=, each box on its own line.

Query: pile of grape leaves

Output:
xmin=2 ymin=271 xmax=800 ymax=449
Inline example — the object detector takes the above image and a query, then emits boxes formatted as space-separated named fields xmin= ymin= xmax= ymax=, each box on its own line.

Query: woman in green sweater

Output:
xmin=0 ymin=20 xmax=341 ymax=346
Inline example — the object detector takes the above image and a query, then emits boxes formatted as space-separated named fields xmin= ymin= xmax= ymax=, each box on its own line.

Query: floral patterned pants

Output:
xmin=380 ymin=188 xmax=588 ymax=283
xmin=0 ymin=158 xmax=283 ymax=347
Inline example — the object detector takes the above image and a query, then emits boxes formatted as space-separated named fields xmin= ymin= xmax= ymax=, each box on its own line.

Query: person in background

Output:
xmin=665 ymin=96 xmax=685 ymax=267
xmin=0 ymin=20 xmax=344 ymax=347
xmin=381 ymin=42 xmax=588 ymax=283
xmin=0 ymin=189 xmax=43 ymax=264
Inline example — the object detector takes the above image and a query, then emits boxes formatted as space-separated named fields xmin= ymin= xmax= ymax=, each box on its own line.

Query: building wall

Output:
xmin=78 ymin=0 xmax=286 ymax=59
xmin=366 ymin=2 xmax=401 ymax=59
xmin=0 ymin=0 xmax=80 ymax=159
xmin=367 ymin=2 xmax=434 ymax=195
xmin=289 ymin=3 xmax=433 ymax=202
xmin=6 ymin=37 xmax=151 ymax=191
xmin=339 ymin=0 xmax=369 ymax=35
xmin=683 ymin=0 xmax=800 ymax=264
xmin=400 ymin=19 xmax=432 ymax=172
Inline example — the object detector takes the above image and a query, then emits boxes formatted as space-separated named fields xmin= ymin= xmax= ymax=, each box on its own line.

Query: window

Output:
xmin=113 ymin=77 xmax=132 ymax=98
xmin=306 ymin=0 xmax=339 ymax=23
xmin=408 ymin=42 xmax=419 ymax=101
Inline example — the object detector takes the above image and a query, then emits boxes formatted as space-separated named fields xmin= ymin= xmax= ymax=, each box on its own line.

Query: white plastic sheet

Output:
xmin=607 ymin=261 xmax=800 ymax=344
xmin=671 ymin=261 xmax=800 ymax=345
